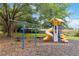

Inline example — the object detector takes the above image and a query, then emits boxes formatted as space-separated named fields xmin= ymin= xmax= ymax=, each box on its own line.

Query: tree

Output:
xmin=0 ymin=3 xmax=32 ymax=37
xmin=31 ymin=3 xmax=70 ymax=28
xmin=0 ymin=3 xmax=70 ymax=37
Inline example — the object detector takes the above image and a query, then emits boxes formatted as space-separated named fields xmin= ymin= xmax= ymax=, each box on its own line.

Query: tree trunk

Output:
xmin=6 ymin=21 xmax=12 ymax=37
xmin=7 ymin=25 xmax=11 ymax=37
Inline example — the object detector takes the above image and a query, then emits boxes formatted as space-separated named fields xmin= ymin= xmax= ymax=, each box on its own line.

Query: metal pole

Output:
xmin=34 ymin=25 xmax=37 ymax=47
xmin=22 ymin=25 xmax=25 ymax=49
xmin=53 ymin=25 xmax=59 ymax=48
xmin=58 ymin=26 xmax=61 ymax=42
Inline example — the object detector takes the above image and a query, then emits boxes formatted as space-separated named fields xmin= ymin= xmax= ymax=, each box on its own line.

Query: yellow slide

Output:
xmin=43 ymin=28 xmax=68 ymax=43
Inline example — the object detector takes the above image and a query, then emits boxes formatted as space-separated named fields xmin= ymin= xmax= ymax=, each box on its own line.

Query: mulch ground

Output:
xmin=0 ymin=37 xmax=79 ymax=56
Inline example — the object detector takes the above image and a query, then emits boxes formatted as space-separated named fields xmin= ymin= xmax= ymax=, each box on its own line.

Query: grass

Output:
xmin=17 ymin=33 xmax=79 ymax=40
xmin=17 ymin=33 xmax=46 ymax=38
xmin=0 ymin=32 xmax=79 ymax=40
xmin=67 ymin=36 xmax=79 ymax=40
xmin=0 ymin=31 xmax=3 ymax=34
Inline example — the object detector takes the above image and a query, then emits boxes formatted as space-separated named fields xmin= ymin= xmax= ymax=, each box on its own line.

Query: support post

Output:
xmin=22 ymin=25 xmax=25 ymax=49
xmin=53 ymin=25 xmax=59 ymax=48
xmin=58 ymin=26 xmax=61 ymax=42
xmin=34 ymin=28 xmax=37 ymax=47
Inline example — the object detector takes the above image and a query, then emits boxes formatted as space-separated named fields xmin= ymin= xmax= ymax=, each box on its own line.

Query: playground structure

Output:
xmin=43 ymin=18 xmax=69 ymax=43
xmin=20 ymin=18 xmax=69 ymax=49
xmin=11 ymin=18 xmax=69 ymax=49
xmin=11 ymin=20 xmax=43 ymax=49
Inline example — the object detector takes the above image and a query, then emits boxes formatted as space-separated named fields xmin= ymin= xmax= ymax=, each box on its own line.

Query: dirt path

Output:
xmin=0 ymin=37 xmax=79 ymax=56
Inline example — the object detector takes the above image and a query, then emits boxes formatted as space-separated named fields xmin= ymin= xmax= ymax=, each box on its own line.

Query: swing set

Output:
xmin=11 ymin=18 xmax=68 ymax=49
xmin=11 ymin=20 xmax=44 ymax=49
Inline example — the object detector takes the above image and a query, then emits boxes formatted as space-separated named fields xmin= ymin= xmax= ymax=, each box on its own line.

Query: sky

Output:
xmin=65 ymin=3 xmax=79 ymax=29
xmin=68 ymin=3 xmax=79 ymax=19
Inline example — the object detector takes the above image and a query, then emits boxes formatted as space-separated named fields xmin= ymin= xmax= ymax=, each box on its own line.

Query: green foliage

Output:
xmin=75 ymin=30 xmax=79 ymax=36
xmin=0 ymin=3 xmax=32 ymax=37
xmin=18 ymin=3 xmax=32 ymax=21
xmin=0 ymin=3 xmax=70 ymax=37
xmin=31 ymin=3 xmax=70 ymax=28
